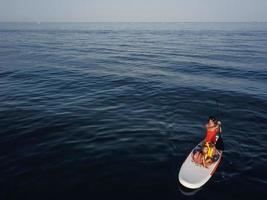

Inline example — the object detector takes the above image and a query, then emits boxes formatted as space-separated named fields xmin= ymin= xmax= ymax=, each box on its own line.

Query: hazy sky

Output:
xmin=0 ymin=0 xmax=267 ymax=22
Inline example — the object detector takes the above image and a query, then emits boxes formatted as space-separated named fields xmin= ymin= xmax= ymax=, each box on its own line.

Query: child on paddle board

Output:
xmin=192 ymin=145 xmax=214 ymax=168
xmin=202 ymin=145 xmax=214 ymax=168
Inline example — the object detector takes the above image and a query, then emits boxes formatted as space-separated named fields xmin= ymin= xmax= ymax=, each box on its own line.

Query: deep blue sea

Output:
xmin=0 ymin=22 xmax=267 ymax=200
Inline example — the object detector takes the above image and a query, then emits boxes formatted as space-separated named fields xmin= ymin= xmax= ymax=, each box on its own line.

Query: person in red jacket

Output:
xmin=204 ymin=116 xmax=222 ymax=158
xmin=205 ymin=116 xmax=221 ymax=143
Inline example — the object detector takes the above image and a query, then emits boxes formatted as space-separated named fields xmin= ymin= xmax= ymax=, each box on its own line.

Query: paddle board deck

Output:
xmin=179 ymin=141 xmax=222 ymax=189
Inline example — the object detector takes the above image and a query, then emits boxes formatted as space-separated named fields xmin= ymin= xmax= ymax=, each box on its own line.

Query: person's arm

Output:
xmin=191 ymin=152 xmax=195 ymax=162
xmin=202 ymin=156 xmax=207 ymax=168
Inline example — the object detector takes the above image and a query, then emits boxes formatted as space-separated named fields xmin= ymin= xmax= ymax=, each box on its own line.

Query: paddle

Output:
xmin=215 ymin=99 xmax=224 ymax=150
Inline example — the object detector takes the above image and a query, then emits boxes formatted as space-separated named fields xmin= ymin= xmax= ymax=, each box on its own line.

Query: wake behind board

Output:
xmin=178 ymin=141 xmax=222 ymax=189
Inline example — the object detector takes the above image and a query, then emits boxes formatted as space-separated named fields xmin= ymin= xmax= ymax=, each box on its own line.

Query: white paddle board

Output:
xmin=178 ymin=141 xmax=222 ymax=189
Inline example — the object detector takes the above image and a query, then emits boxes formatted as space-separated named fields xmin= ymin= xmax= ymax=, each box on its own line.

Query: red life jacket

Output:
xmin=205 ymin=128 xmax=217 ymax=143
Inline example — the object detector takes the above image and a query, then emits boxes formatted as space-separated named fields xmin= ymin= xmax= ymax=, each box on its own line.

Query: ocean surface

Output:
xmin=0 ymin=22 xmax=267 ymax=200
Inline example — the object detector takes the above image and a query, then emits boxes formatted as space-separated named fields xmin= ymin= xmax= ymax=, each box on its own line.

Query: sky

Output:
xmin=0 ymin=0 xmax=267 ymax=22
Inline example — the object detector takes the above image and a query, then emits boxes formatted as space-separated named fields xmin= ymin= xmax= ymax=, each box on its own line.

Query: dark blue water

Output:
xmin=0 ymin=22 xmax=267 ymax=199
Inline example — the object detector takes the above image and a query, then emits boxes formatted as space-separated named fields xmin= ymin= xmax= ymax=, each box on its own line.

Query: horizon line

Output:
xmin=0 ymin=20 xmax=267 ymax=23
